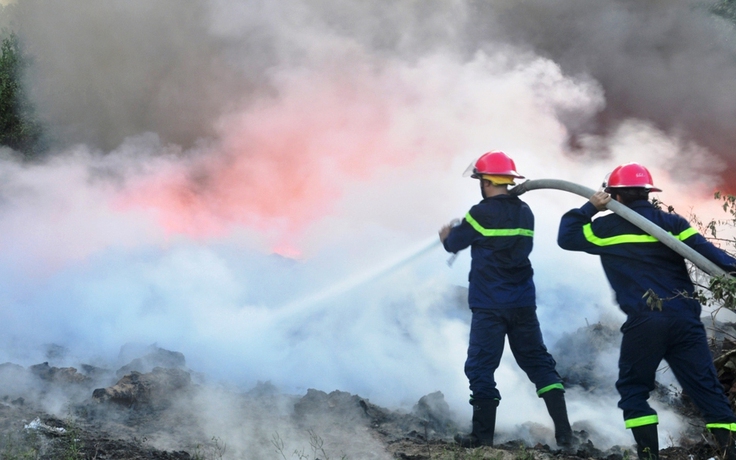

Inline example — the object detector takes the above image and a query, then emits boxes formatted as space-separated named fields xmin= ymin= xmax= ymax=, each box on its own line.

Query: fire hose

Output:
xmin=509 ymin=179 xmax=730 ymax=278
xmin=284 ymin=178 xmax=729 ymax=314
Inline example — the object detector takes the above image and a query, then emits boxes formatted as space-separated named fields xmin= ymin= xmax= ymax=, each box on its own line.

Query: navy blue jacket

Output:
xmin=443 ymin=194 xmax=535 ymax=309
xmin=558 ymin=200 xmax=736 ymax=317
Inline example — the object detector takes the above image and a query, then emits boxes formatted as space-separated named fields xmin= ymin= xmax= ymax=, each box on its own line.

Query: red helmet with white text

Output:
xmin=604 ymin=163 xmax=662 ymax=192
xmin=464 ymin=151 xmax=525 ymax=179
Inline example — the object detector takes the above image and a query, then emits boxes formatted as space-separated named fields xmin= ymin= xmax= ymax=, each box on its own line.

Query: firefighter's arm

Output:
xmin=441 ymin=217 xmax=476 ymax=253
xmin=557 ymin=202 xmax=600 ymax=252
xmin=678 ymin=218 xmax=736 ymax=273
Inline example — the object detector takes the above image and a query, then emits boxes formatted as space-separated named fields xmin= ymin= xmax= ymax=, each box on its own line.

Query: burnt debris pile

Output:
xmin=0 ymin=345 xmax=465 ymax=459
xmin=2 ymin=339 xmax=735 ymax=459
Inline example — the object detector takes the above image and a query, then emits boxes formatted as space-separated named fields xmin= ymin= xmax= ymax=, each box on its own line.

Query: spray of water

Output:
xmin=279 ymin=236 xmax=442 ymax=316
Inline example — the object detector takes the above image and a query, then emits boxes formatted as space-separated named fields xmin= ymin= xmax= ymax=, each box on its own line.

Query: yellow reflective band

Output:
xmin=679 ymin=226 xmax=698 ymax=240
xmin=625 ymin=415 xmax=659 ymax=429
xmin=707 ymin=423 xmax=736 ymax=432
xmin=465 ymin=212 xmax=533 ymax=237
xmin=583 ymin=224 xmax=697 ymax=247
xmin=537 ymin=383 xmax=564 ymax=396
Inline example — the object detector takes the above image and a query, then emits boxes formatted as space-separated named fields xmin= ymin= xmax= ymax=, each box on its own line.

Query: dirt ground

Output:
xmin=0 ymin=344 xmax=732 ymax=459
xmin=0 ymin=401 xmax=722 ymax=460
xmin=0 ymin=384 xmax=724 ymax=460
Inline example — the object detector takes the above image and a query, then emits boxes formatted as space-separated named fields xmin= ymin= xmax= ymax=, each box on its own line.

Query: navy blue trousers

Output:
xmin=465 ymin=307 xmax=562 ymax=400
xmin=617 ymin=313 xmax=736 ymax=425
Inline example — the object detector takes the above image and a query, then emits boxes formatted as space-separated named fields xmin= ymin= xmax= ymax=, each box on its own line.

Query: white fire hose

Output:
xmin=509 ymin=179 xmax=730 ymax=278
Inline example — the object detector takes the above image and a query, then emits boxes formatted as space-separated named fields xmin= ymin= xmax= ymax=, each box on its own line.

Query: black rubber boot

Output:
xmin=454 ymin=399 xmax=498 ymax=447
xmin=541 ymin=389 xmax=575 ymax=451
xmin=631 ymin=424 xmax=659 ymax=460
xmin=710 ymin=428 xmax=736 ymax=460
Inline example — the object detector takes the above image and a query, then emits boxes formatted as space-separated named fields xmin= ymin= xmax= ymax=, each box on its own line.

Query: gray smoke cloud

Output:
xmin=12 ymin=0 xmax=264 ymax=150
xmin=468 ymin=0 xmax=736 ymax=183
xmin=11 ymin=0 xmax=736 ymax=186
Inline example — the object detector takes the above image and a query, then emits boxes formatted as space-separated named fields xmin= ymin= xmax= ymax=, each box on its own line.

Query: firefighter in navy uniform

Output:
xmin=439 ymin=151 xmax=574 ymax=450
xmin=557 ymin=162 xmax=736 ymax=460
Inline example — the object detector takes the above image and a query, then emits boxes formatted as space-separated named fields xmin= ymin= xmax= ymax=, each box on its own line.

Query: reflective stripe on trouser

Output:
xmin=625 ymin=415 xmax=658 ymax=429
xmin=707 ymin=423 xmax=736 ymax=432
xmin=617 ymin=314 xmax=736 ymax=427
xmin=466 ymin=307 xmax=562 ymax=400
xmin=537 ymin=383 xmax=564 ymax=396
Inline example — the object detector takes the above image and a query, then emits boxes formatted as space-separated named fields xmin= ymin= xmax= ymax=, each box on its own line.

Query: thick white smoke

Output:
xmin=1 ymin=0 xmax=735 ymax=452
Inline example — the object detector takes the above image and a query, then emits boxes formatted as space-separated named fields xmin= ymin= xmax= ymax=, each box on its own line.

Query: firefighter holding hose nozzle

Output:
xmin=558 ymin=162 xmax=736 ymax=460
xmin=439 ymin=151 xmax=576 ymax=450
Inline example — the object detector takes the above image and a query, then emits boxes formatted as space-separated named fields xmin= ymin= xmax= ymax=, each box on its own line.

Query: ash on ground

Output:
xmin=0 ymin=338 xmax=730 ymax=460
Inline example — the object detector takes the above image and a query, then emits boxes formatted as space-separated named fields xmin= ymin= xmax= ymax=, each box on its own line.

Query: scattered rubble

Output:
xmin=0 ymin=336 xmax=733 ymax=459
xmin=92 ymin=367 xmax=192 ymax=409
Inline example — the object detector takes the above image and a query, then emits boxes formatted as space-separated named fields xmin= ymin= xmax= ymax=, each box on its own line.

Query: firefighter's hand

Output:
xmin=590 ymin=191 xmax=611 ymax=211
xmin=438 ymin=225 xmax=452 ymax=243
xmin=439 ymin=218 xmax=461 ymax=243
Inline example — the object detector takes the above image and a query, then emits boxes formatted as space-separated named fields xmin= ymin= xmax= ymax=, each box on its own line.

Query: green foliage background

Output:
xmin=692 ymin=193 xmax=736 ymax=314
xmin=712 ymin=0 xmax=736 ymax=21
xmin=0 ymin=5 xmax=43 ymax=159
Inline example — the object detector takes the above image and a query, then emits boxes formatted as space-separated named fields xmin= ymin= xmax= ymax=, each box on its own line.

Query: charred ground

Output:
xmin=2 ymin=325 xmax=736 ymax=460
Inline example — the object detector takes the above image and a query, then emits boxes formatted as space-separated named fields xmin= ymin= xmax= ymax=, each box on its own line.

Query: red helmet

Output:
xmin=604 ymin=163 xmax=662 ymax=192
xmin=464 ymin=151 xmax=524 ymax=179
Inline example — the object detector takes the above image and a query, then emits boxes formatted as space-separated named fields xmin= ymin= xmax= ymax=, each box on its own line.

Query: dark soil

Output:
xmin=0 ymin=341 xmax=732 ymax=459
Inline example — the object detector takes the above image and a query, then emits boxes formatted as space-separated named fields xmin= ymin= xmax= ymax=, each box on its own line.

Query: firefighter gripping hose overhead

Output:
xmin=553 ymin=161 xmax=736 ymax=459
xmin=509 ymin=176 xmax=731 ymax=279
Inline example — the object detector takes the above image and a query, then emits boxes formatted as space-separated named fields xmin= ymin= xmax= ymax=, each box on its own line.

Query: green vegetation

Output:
xmin=687 ymin=192 xmax=736 ymax=313
xmin=192 ymin=436 xmax=227 ymax=460
xmin=429 ymin=443 xmax=541 ymax=459
xmin=712 ymin=0 xmax=736 ymax=22
xmin=0 ymin=31 xmax=43 ymax=158
xmin=272 ymin=430 xmax=348 ymax=460
xmin=60 ymin=419 xmax=82 ymax=460
xmin=0 ymin=429 xmax=40 ymax=460
xmin=0 ymin=417 xmax=85 ymax=460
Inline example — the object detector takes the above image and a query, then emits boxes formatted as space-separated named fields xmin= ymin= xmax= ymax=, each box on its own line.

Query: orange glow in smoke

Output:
xmin=115 ymin=70 xmax=414 ymax=252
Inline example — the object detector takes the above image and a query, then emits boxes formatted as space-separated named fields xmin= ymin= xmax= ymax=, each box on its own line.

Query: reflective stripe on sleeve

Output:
xmin=679 ymin=226 xmax=698 ymax=240
xmin=465 ymin=212 xmax=533 ymax=237
xmin=583 ymin=224 xmax=697 ymax=247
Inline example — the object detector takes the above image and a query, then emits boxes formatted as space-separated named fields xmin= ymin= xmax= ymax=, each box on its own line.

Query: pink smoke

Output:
xmin=115 ymin=68 xmax=416 ymax=253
